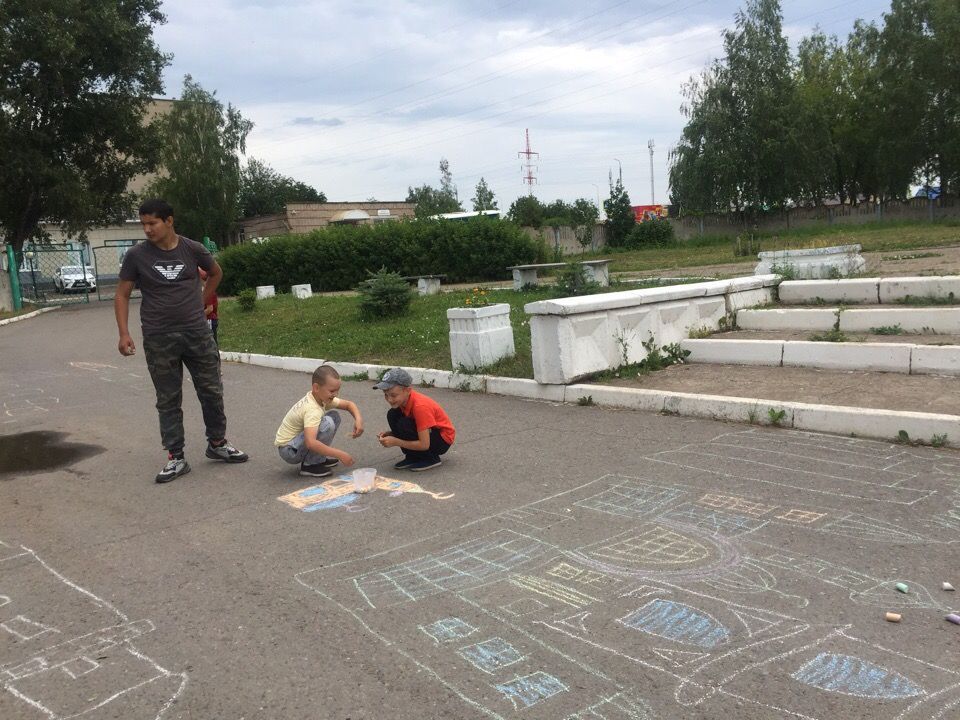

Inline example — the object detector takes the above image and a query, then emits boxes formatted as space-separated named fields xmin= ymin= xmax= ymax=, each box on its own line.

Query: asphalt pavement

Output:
xmin=2 ymin=301 xmax=960 ymax=720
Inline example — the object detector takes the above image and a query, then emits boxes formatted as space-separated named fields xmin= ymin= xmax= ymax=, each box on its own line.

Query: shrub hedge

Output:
xmin=624 ymin=218 xmax=675 ymax=248
xmin=218 ymin=218 xmax=544 ymax=294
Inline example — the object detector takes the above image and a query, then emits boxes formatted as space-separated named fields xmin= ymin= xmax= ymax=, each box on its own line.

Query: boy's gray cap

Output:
xmin=373 ymin=368 xmax=413 ymax=389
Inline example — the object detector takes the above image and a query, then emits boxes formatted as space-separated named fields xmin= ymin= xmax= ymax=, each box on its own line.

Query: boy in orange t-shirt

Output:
xmin=375 ymin=368 xmax=455 ymax=472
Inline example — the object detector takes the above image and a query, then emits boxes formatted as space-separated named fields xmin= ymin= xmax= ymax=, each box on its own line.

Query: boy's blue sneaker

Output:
xmin=394 ymin=457 xmax=416 ymax=469
xmin=408 ymin=459 xmax=442 ymax=472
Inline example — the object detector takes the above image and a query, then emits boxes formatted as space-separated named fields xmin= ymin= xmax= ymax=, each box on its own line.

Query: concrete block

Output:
xmin=291 ymin=283 xmax=313 ymax=299
xmin=778 ymin=279 xmax=880 ymax=304
xmin=782 ymin=341 xmax=911 ymax=373
xmin=448 ymin=303 xmax=515 ymax=370
xmin=661 ymin=392 xmax=793 ymax=426
xmin=366 ymin=364 xmax=391 ymax=381
xmin=879 ymin=276 xmax=960 ymax=304
xmin=402 ymin=368 xmax=453 ymax=388
xmin=755 ymin=244 xmax=865 ymax=278
xmin=246 ymin=352 xmax=285 ymax=370
xmin=255 ymin=285 xmax=275 ymax=300
xmin=327 ymin=361 xmax=375 ymax=379
xmin=681 ymin=339 xmax=784 ymax=366
xmin=581 ymin=262 xmax=610 ymax=287
xmin=563 ymin=384 xmax=665 ymax=412
xmin=417 ymin=277 xmax=441 ymax=295
xmin=486 ymin=377 xmax=565 ymax=402
xmin=911 ymin=345 xmax=960 ymax=376
xmin=281 ymin=356 xmax=325 ymax=373
xmin=530 ymin=312 xmax=613 ymax=384
xmin=736 ymin=308 xmax=837 ymax=331
xmin=726 ymin=287 xmax=776 ymax=314
xmin=792 ymin=403 xmax=960 ymax=447
xmin=839 ymin=308 xmax=960 ymax=334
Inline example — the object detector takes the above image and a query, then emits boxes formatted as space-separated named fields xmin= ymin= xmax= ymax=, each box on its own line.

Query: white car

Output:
xmin=54 ymin=265 xmax=97 ymax=293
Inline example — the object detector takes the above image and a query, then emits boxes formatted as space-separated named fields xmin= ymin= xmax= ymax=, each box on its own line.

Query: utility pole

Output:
xmin=648 ymin=139 xmax=655 ymax=204
xmin=518 ymin=129 xmax=539 ymax=195
xmin=613 ymin=158 xmax=622 ymax=184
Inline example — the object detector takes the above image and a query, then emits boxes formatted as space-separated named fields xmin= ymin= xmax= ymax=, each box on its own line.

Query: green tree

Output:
xmin=471 ymin=177 xmax=498 ymax=211
xmin=239 ymin=158 xmax=326 ymax=218
xmin=406 ymin=157 xmax=463 ymax=218
xmin=148 ymin=75 xmax=253 ymax=245
xmin=506 ymin=195 xmax=546 ymax=227
xmin=604 ymin=178 xmax=635 ymax=247
xmin=569 ymin=199 xmax=600 ymax=251
xmin=0 ymin=0 xmax=168 ymax=253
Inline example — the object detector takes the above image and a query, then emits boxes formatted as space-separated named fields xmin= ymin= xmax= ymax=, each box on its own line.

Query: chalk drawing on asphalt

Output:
xmin=0 ymin=540 xmax=186 ymax=720
xmin=294 ymin=431 xmax=960 ymax=719
xmin=420 ymin=618 xmax=478 ymax=645
xmin=278 ymin=472 xmax=454 ymax=512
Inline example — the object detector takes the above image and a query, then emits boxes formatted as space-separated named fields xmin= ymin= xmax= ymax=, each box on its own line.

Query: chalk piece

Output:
xmin=895 ymin=582 xmax=909 ymax=594
xmin=944 ymin=582 xmax=955 ymax=591
xmin=885 ymin=612 xmax=902 ymax=623
xmin=946 ymin=614 xmax=960 ymax=625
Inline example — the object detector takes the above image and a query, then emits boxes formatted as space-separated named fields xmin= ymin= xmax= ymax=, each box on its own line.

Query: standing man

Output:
xmin=115 ymin=199 xmax=248 ymax=483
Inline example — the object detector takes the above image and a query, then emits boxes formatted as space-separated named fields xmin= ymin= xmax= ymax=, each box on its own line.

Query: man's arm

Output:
xmin=114 ymin=280 xmax=137 ymax=356
xmin=202 ymin=260 xmax=223 ymax=306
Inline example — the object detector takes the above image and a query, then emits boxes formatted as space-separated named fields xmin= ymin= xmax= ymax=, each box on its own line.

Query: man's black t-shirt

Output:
xmin=119 ymin=236 xmax=214 ymax=336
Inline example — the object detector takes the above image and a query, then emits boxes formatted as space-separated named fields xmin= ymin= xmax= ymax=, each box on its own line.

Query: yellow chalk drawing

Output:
xmin=278 ymin=472 xmax=454 ymax=512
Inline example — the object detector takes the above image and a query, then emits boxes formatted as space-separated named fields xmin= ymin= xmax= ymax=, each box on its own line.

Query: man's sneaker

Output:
xmin=300 ymin=462 xmax=332 ymax=478
xmin=156 ymin=455 xmax=190 ymax=484
xmin=205 ymin=440 xmax=249 ymax=463
xmin=408 ymin=459 xmax=442 ymax=472
xmin=394 ymin=457 xmax=416 ymax=469
xmin=321 ymin=456 xmax=340 ymax=467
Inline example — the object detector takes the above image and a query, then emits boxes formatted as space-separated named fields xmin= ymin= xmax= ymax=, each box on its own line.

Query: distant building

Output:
xmin=427 ymin=210 xmax=500 ymax=221
xmin=239 ymin=201 xmax=417 ymax=242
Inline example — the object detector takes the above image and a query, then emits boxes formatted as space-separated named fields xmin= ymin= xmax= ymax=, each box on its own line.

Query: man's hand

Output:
xmin=118 ymin=334 xmax=136 ymax=356
xmin=351 ymin=420 xmax=365 ymax=439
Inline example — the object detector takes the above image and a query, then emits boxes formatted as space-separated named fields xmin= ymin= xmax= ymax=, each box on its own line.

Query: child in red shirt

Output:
xmin=375 ymin=368 xmax=455 ymax=472
xmin=198 ymin=267 xmax=219 ymax=343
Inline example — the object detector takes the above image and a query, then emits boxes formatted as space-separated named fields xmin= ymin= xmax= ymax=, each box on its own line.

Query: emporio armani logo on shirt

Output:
xmin=153 ymin=261 xmax=185 ymax=281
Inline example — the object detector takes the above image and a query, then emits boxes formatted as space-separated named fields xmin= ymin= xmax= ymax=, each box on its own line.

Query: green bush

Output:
xmin=624 ymin=219 xmax=675 ymax=248
xmin=554 ymin=261 xmax=601 ymax=297
xmin=218 ymin=217 xmax=543 ymax=295
xmin=236 ymin=288 xmax=256 ymax=311
xmin=357 ymin=268 xmax=414 ymax=319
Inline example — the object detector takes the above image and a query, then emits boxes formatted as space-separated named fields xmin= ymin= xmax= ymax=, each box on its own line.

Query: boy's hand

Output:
xmin=351 ymin=420 xmax=364 ymax=439
xmin=205 ymin=304 xmax=214 ymax=317
xmin=379 ymin=435 xmax=399 ymax=448
xmin=338 ymin=450 xmax=355 ymax=467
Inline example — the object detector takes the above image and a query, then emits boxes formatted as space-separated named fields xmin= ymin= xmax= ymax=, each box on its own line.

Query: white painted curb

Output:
xmin=222 ymin=351 xmax=960 ymax=447
xmin=779 ymin=279 xmax=879 ymax=304
xmin=736 ymin=308 xmax=836 ymax=331
xmin=0 ymin=305 xmax=59 ymax=327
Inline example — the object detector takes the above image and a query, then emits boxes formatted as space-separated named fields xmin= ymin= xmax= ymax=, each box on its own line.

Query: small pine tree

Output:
xmin=603 ymin=178 xmax=636 ymax=247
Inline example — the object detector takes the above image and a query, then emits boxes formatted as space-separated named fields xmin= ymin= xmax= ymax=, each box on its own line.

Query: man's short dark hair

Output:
xmin=139 ymin=198 xmax=174 ymax=220
xmin=312 ymin=365 xmax=340 ymax=386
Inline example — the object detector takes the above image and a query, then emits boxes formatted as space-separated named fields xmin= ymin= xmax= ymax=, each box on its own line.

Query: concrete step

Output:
xmin=737 ymin=306 xmax=960 ymax=334
xmin=778 ymin=276 xmax=960 ymax=304
xmin=681 ymin=337 xmax=960 ymax=375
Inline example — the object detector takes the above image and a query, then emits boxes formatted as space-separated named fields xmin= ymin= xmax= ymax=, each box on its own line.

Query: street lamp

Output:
xmin=613 ymin=158 xmax=622 ymax=184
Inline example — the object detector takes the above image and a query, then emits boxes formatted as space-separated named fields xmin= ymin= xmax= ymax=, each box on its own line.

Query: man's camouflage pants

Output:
xmin=143 ymin=330 xmax=225 ymax=455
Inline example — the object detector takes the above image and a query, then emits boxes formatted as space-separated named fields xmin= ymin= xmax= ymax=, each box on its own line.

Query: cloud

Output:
xmin=290 ymin=116 xmax=345 ymax=127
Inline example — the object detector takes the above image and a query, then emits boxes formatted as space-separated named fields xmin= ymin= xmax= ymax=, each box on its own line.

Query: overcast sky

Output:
xmin=154 ymin=0 xmax=893 ymax=211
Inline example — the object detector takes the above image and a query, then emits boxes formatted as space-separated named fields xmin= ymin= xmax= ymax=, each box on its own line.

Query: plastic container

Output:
xmin=352 ymin=468 xmax=376 ymax=493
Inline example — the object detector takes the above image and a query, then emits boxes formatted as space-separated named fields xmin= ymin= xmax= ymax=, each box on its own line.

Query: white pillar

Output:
xmin=255 ymin=285 xmax=275 ymax=300
xmin=447 ymin=303 xmax=515 ymax=370
xmin=292 ymin=283 xmax=313 ymax=299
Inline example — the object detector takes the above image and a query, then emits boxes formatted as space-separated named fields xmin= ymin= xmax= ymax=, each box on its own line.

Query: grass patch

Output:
xmin=871 ymin=324 xmax=904 ymax=335
xmin=219 ymin=288 xmax=552 ymax=377
xmin=808 ymin=329 xmax=853 ymax=342
xmin=881 ymin=252 xmax=943 ymax=261
xmin=0 ymin=307 xmax=34 ymax=322
xmin=582 ymin=220 xmax=960 ymax=275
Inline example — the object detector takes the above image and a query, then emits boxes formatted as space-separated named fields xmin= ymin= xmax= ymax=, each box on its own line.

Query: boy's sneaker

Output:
xmin=300 ymin=462 xmax=332 ymax=478
xmin=321 ymin=457 xmax=340 ymax=467
xmin=408 ymin=459 xmax=442 ymax=472
xmin=156 ymin=455 xmax=190 ymax=484
xmin=394 ymin=457 xmax=416 ymax=469
xmin=205 ymin=440 xmax=249 ymax=463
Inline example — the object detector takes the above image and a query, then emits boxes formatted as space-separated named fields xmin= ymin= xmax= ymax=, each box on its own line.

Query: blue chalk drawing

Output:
xmin=791 ymin=653 xmax=925 ymax=699
xmin=303 ymin=493 xmax=357 ymax=511
xmin=457 ymin=637 xmax=524 ymax=674
xmin=495 ymin=671 xmax=567 ymax=709
xmin=420 ymin=617 xmax=477 ymax=644
xmin=619 ymin=599 xmax=729 ymax=649
xmin=575 ymin=481 xmax=685 ymax=519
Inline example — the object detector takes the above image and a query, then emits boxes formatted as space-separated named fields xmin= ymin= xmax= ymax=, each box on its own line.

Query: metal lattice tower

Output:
xmin=518 ymin=129 xmax=539 ymax=195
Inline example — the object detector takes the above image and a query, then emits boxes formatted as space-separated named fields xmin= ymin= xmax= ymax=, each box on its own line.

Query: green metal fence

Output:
xmin=17 ymin=243 xmax=92 ymax=306
xmin=93 ymin=240 xmax=140 ymax=301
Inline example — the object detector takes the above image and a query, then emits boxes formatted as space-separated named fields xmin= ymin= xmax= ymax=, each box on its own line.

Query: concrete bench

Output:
xmin=401 ymin=274 xmax=446 ymax=296
xmin=507 ymin=260 xmax=610 ymax=290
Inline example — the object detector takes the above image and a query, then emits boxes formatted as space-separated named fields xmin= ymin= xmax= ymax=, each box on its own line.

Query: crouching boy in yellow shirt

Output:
xmin=275 ymin=365 xmax=363 ymax=477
